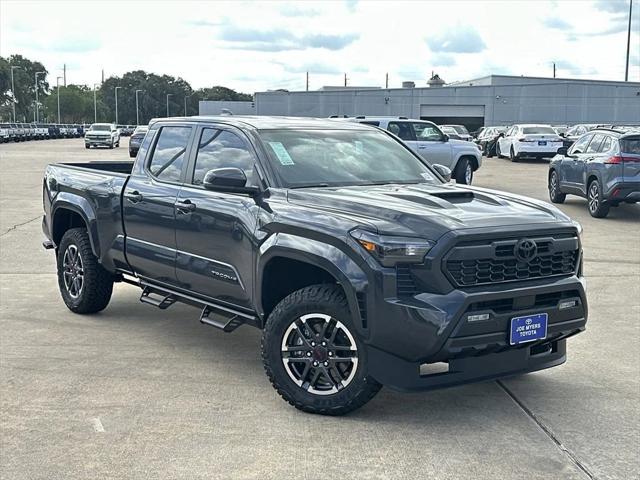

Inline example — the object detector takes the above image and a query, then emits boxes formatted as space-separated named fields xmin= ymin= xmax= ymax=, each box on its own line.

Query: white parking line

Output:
xmin=90 ymin=417 xmax=105 ymax=433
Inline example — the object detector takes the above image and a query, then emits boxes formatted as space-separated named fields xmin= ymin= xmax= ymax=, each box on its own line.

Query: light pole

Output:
xmin=56 ymin=76 xmax=63 ymax=123
xmin=166 ymin=94 xmax=173 ymax=117
xmin=184 ymin=94 xmax=192 ymax=116
xmin=625 ymin=0 xmax=633 ymax=81
xmin=10 ymin=66 xmax=22 ymax=122
xmin=135 ymin=89 xmax=144 ymax=125
xmin=93 ymin=83 xmax=100 ymax=123
xmin=114 ymin=86 xmax=122 ymax=125
xmin=34 ymin=71 xmax=45 ymax=123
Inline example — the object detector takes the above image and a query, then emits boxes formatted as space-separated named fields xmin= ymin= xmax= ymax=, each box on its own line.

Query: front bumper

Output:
xmin=85 ymin=138 xmax=112 ymax=146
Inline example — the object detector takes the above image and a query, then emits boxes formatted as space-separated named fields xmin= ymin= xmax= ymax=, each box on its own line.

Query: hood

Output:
xmin=449 ymin=138 xmax=480 ymax=150
xmin=286 ymin=182 xmax=570 ymax=239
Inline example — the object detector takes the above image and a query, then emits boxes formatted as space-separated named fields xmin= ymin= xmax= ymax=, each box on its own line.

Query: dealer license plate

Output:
xmin=538 ymin=141 xmax=547 ymax=146
xmin=510 ymin=313 xmax=548 ymax=345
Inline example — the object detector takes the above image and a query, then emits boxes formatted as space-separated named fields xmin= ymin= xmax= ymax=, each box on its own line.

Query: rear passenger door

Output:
xmin=387 ymin=121 xmax=418 ymax=152
xmin=123 ymin=124 xmax=194 ymax=284
xmin=173 ymin=125 xmax=262 ymax=309
xmin=561 ymin=133 xmax=593 ymax=192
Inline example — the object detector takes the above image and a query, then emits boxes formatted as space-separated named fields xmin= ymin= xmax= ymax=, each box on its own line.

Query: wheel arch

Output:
xmin=51 ymin=195 xmax=100 ymax=258
xmin=257 ymin=233 xmax=369 ymax=330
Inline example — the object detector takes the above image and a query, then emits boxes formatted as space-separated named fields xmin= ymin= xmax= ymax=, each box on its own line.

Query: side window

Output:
xmin=193 ymin=128 xmax=257 ymax=186
xmin=147 ymin=126 xmax=191 ymax=182
xmin=505 ymin=126 xmax=516 ymax=137
xmin=586 ymin=134 xmax=605 ymax=154
xmin=413 ymin=122 xmax=443 ymax=141
xmin=599 ymin=136 xmax=613 ymax=153
xmin=387 ymin=122 xmax=416 ymax=141
xmin=569 ymin=134 xmax=593 ymax=155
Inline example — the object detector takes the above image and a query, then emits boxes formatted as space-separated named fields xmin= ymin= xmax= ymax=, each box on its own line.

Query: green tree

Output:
xmin=0 ymin=54 xmax=49 ymax=122
xmin=42 ymin=84 xmax=108 ymax=123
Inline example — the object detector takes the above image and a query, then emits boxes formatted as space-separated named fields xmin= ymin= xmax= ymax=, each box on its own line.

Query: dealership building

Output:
xmin=199 ymin=75 xmax=640 ymax=131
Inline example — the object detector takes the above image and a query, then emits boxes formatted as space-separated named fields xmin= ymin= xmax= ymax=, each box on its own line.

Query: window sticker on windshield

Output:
xmin=268 ymin=141 xmax=295 ymax=165
xmin=355 ymin=140 xmax=363 ymax=154
xmin=421 ymin=172 xmax=435 ymax=181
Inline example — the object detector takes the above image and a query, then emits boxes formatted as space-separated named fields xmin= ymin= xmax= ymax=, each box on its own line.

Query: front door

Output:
xmin=413 ymin=122 xmax=452 ymax=167
xmin=123 ymin=124 xmax=195 ymax=285
xmin=174 ymin=126 xmax=261 ymax=309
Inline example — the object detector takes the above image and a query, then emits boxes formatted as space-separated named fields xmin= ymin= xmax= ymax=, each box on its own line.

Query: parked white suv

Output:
xmin=496 ymin=124 xmax=563 ymax=161
xmin=344 ymin=117 xmax=482 ymax=184
xmin=85 ymin=123 xmax=121 ymax=149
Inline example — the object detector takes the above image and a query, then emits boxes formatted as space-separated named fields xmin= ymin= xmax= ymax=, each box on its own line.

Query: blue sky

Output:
xmin=1 ymin=0 xmax=638 ymax=92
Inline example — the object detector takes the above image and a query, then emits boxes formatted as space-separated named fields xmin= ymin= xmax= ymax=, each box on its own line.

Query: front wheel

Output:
xmin=510 ymin=146 xmax=518 ymax=162
xmin=262 ymin=284 xmax=381 ymax=415
xmin=454 ymin=158 xmax=474 ymax=185
xmin=548 ymin=170 xmax=566 ymax=203
xmin=57 ymin=228 xmax=114 ymax=313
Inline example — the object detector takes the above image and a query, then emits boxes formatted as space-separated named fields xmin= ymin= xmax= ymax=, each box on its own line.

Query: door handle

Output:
xmin=176 ymin=200 xmax=197 ymax=213
xmin=418 ymin=146 xmax=427 ymax=149
xmin=125 ymin=190 xmax=143 ymax=203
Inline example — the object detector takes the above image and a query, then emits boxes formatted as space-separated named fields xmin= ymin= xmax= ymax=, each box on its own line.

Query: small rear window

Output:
xmin=620 ymin=137 xmax=640 ymax=154
xmin=522 ymin=127 xmax=556 ymax=135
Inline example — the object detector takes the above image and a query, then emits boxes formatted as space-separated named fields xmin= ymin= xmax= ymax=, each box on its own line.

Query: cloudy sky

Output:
xmin=1 ymin=0 xmax=638 ymax=93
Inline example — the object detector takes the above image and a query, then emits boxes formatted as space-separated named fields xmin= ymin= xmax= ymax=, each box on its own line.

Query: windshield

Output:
xmin=451 ymin=125 xmax=469 ymax=135
xmin=258 ymin=129 xmax=441 ymax=188
xmin=91 ymin=124 xmax=111 ymax=131
xmin=522 ymin=126 xmax=556 ymax=135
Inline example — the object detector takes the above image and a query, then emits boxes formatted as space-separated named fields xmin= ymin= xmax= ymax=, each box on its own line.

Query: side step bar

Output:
xmin=135 ymin=278 xmax=258 ymax=332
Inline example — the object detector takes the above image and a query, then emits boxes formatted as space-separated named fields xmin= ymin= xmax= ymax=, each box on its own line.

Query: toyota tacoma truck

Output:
xmin=42 ymin=116 xmax=587 ymax=415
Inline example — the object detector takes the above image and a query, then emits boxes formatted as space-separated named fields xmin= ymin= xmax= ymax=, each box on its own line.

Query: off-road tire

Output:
xmin=548 ymin=170 xmax=566 ymax=203
xmin=262 ymin=284 xmax=382 ymax=415
xmin=57 ymin=228 xmax=114 ymax=313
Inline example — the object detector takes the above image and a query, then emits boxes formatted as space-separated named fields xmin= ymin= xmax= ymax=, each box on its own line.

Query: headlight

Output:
xmin=350 ymin=229 xmax=434 ymax=267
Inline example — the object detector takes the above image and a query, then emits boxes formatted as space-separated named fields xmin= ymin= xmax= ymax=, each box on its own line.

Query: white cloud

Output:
xmin=1 ymin=0 xmax=638 ymax=94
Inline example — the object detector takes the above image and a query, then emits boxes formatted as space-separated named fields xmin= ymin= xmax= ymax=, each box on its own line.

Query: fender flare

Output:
xmin=51 ymin=192 xmax=101 ymax=258
xmin=453 ymin=150 xmax=481 ymax=171
xmin=256 ymin=232 xmax=369 ymax=329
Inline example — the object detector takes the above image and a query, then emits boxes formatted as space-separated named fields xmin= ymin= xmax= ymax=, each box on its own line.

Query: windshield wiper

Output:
xmin=290 ymin=183 xmax=330 ymax=189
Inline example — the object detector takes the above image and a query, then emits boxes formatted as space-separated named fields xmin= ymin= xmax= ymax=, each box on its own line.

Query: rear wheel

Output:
xmin=548 ymin=170 xmax=566 ymax=203
xmin=262 ymin=284 xmax=381 ymax=415
xmin=57 ymin=228 xmax=114 ymax=313
xmin=496 ymin=142 xmax=502 ymax=158
xmin=454 ymin=158 xmax=473 ymax=185
xmin=510 ymin=146 xmax=518 ymax=162
xmin=587 ymin=179 xmax=609 ymax=218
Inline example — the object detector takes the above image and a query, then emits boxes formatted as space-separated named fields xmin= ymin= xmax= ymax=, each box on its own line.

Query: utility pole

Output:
xmin=114 ymin=86 xmax=122 ymax=124
xmin=135 ymin=89 xmax=144 ymax=125
xmin=625 ymin=0 xmax=633 ymax=81
xmin=166 ymin=94 xmax=173 ymax=117
xmin=93 ymin=84 xmax=100 ymax=123
xmin=10 ymin=66 xmax=21 ymax=122
xmin=385 ymin=72 xmax=389 ymax=89
xmin=184 ymin=94 xmax=193 ymax=116
xmin=34 ymin=71 xmax=45 ymax=123
xmin=306 ymin=71 xmax=309 ymax=91
xmin=553 ymin=62 xmax=556 ymax=78
xmin=344 ymin=73 xmax=347 ymax=87
xmin=63 ymin=64 xmax=66 ymax=86
xmin=56 ymin=76 xmax=63 ymax=123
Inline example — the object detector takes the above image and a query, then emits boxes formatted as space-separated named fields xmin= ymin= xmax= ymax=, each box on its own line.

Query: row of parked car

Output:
xmin=0 ymin=123 xmax=89 ymax=142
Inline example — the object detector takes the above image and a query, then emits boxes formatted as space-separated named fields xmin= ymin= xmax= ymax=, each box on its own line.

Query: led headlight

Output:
xmin=573 ymin=221 xmax=583 ymax=239
xmin=350 ymin=229 xmax=434 ymax=267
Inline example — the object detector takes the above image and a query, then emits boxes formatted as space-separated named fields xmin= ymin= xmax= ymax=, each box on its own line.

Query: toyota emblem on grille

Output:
xmin=515 ymin=239 xmax=538 ymax=263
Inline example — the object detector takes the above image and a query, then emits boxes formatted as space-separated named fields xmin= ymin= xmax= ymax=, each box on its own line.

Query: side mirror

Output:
xmin=498 ymin=132 xmax=505 ymax=138
xmin=559 ymin=132 xmax=566 ymax=138
xmin=557 ymin=147 xmax=569 ymax=156
xmin=203 ymin=167 xmax=259 ymax=195
xmin=432 ymin=164 xmax=452 ymax=182
xmin=442 ymin=134 xmax=449 ymax=142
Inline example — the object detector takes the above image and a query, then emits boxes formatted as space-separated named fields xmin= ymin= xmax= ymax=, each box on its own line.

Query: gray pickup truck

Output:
xmin=42 ymin=116 xmax=587 ymax=415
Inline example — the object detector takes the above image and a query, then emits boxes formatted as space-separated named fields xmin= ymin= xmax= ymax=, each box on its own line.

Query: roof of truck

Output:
xmin=150 ymin=115 xmax=374 ymax=130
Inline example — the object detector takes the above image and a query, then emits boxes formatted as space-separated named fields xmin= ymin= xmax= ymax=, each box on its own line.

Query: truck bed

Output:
xmin=58 ymin=160 xmax=134 ymax=175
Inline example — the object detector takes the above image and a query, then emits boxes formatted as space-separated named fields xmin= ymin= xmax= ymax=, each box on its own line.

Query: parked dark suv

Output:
xmin=548 ymin=128 xmax=640 ymax=217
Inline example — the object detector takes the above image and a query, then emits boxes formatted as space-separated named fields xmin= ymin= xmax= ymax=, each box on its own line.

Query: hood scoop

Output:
xmin=386 ymin=189 xmax=475 ymax=207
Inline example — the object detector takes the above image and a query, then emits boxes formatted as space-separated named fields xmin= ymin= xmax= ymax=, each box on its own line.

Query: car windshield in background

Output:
xmin=451 ymin=126 xmax=469 ymax=135
xmin=522 ymin=127 xmax=557 ymax=135
xmin=91 ymin=125 xmax=110 ymax=131
xmin=258 ymin=129 xmax=441 ymax=189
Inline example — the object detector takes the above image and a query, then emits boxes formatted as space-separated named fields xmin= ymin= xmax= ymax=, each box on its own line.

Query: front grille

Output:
xmin=444 ymin=234 xmax=579 ymax=287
